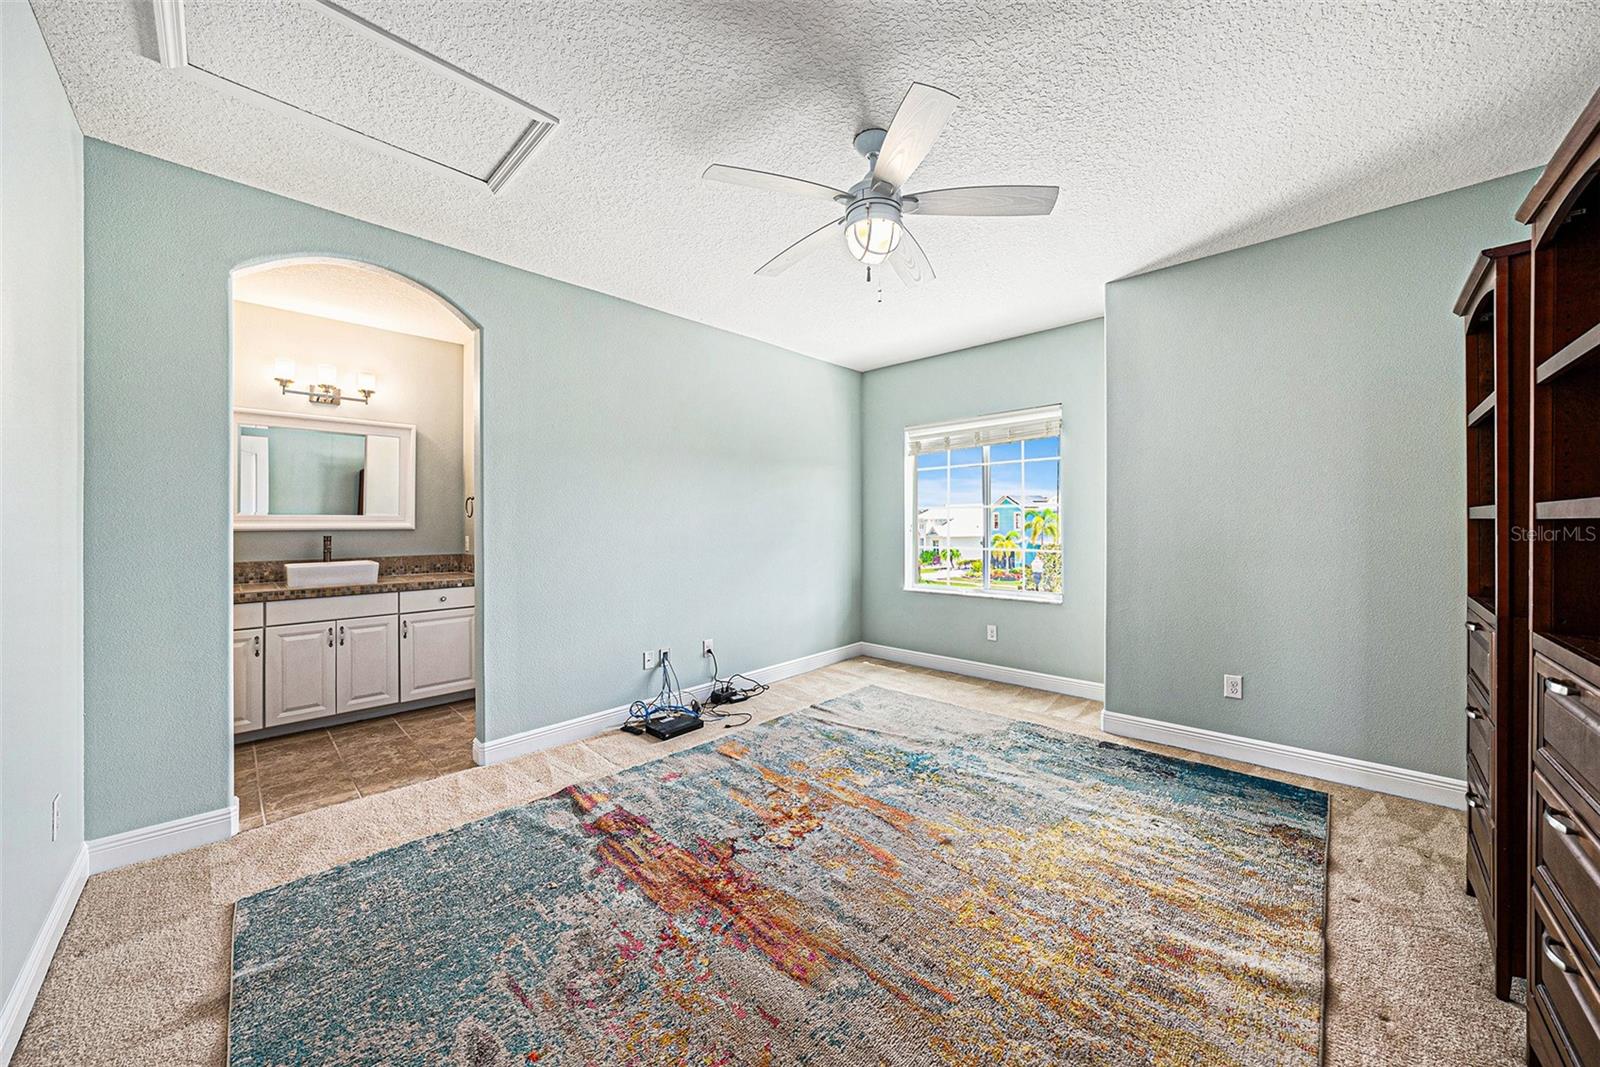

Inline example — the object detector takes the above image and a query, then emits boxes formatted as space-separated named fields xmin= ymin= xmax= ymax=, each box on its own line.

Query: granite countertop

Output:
xmin=233 ymin=571 xmax=475 ymax=605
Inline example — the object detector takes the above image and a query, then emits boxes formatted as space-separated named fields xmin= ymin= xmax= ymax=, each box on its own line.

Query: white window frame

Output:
xmin=903 ymin=404 xmax=1063 ymax=605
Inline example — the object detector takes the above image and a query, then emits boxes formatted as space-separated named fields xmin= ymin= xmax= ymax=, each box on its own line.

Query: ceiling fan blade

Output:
xmin=703 ymin=164 xmax=848 ymax=202
xmin=904 ymin=185 xmax=1059 ymax=217
xmin=873 ymin=83 xmax=959 ymax=189
xmin=755 ymin=218 xmax=844 ymax=276
xmin=886 ymin=224 xmax=935 ymax=286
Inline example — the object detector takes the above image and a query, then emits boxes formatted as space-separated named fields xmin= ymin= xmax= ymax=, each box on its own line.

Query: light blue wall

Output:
xmin=1105 ymin=171 xmax=1536 ymax=779
xmin=861 ymin=320 xmax=1106 ymax=683
xmin=84 ymin=141 xmax=861 ymax=838
xmin=1 ymin=1 xmax=86 ymax=1021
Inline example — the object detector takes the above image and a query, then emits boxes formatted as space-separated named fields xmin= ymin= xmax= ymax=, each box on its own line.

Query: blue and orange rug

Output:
xmin=229 ymin=685 xmax=1329 ymax=1065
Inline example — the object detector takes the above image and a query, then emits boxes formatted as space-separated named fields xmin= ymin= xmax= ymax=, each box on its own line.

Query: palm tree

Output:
xmin=991 ymin=531 xmax=1022 ymax=571
xmin=1027 ymin=508 xmax=1060 ymax=548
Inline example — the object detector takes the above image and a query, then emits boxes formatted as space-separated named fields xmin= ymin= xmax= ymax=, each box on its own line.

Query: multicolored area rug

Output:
xmin=229 ymin=685 xmax=1329 ymax=1065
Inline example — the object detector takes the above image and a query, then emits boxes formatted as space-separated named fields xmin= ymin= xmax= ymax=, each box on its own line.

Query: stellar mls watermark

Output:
xmin=1512 ymin=525 xmax=1600 ymax=542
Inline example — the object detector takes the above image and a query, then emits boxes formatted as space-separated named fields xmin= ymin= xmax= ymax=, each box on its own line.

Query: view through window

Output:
xmin=908 ymin=406 xmax=1062 ymax=599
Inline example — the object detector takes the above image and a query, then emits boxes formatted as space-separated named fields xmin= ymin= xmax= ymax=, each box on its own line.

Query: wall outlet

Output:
xmin=659 ymin=648 xmax=671 ymax=666
xmin=51 ymin=794 xmax=60 ymax=842
xmin=1223 ymin=674 xmax=1243 ymax=700
xmin=642 ymin=649 xmax=660 ymax=670
xmin=986 ymin=624 xmax=997 ymax=642
xmin=702 ymin=638 xmax=714 ymax=657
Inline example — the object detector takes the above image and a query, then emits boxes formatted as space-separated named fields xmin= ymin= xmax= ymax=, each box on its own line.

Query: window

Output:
xmin=906 ymin=405 xmax=1062 ymax=602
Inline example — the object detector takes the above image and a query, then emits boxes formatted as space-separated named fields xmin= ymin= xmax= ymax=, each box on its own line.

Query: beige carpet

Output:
xmin=13 ymin=658 xmax=1523 ymax=1065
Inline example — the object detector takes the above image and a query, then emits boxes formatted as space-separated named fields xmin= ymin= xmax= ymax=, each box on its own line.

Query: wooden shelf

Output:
xmin=1535 ymin=631 xmax=1600 ymax=673
xmin=1468 ymin=394 xmax=1496 ymax=426
xmin=1537 ymin=498 xmax=1600 ymax=521
xmin=1469 ymin=505 xmax=1497 ymax=520
xmin=1469 ymin=593 xmax=1495 ymax=618
xmin=1536 ymin=321 xmax=1600 ymax=384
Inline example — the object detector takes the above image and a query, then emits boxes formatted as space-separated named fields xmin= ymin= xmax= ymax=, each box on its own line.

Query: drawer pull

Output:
xmin=1465 ymin=621 xmax=1481 ymax=632
xmin=327 ymin=626 xmax=334 ymax=648
xmin=338 ymin=625 xmax=345 ymax=647
xmin=1465 ymin=706 xmax=1481 ymax=720
xmin=1544 ymin=934 xmax=1576 ymax=974
xmin=253 ymin=634 xmax=260 ymax=658
xmin=1547 ymin=679 xmax=1579 ymax=698
xmin=1466 ymin=791 xmax=1486 ymax=810
xmin=402 ymin=620 xmax=408 ymax=639
xmin=1546 ymin=810 xmax=1579 ymax=836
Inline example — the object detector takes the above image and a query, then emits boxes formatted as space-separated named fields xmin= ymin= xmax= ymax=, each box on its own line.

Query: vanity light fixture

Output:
xmin=271 ymin=359 xmax=377 ymax=406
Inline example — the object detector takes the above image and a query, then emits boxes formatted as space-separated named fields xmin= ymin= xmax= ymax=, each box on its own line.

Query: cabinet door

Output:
xmin=400 ymin=607 xmax=476 ymax=702
xmin=265 ymin=620 xmax=337 ymax=726
xmin=232 ymin=628 xmax=264 ymax=732
xmin=336 ymin=614 xmax=400 ymax=714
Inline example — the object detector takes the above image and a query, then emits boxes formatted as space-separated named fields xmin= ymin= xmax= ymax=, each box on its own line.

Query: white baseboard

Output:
xmin=85 ymin=798 xmax=238 ymax=875
xmin=474 ymin=642 xmax=866 ymax=766
xmin=1100 ymin=709 xmax=1467 ymax=810
xmin=859 ymin=642 xmax=1105 ymax=701
xmin=0 ymin=844 xmax=88 ymax=1066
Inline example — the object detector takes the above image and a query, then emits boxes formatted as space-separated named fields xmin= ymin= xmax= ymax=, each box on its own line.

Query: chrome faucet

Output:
xmin=322 ymin=535 xmax=333 ymax=562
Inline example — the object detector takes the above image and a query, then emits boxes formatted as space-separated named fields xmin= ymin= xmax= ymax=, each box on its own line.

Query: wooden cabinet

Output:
xmin=1455 ymin=238 xmax=1533 ymax=1000
xmin=264 ymin=620 xmax=337 ymax=727
xmin=1519 ymin=85 xmax=1600 ymax=1067
xmin=232 ymin=627 xmax=264 ymax=732
xmin=401 ymin=606 xmax=475 ymax=702
xmin=335 ymin=614 xmax=401 ymax=714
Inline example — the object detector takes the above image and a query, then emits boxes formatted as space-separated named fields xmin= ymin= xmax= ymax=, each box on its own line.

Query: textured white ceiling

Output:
xmin=31 ymin=0 xmax=1600 ymax=370
xmin=232 ymin=259 xmax=476 ymax=344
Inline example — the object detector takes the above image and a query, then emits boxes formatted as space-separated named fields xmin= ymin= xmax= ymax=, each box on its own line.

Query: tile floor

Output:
xmin=234 ymin=700 xmax=476 ymax=828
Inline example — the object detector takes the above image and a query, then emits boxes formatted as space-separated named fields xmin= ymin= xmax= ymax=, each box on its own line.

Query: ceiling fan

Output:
xmin=703 ymin=82 xmax=1058 ymax=286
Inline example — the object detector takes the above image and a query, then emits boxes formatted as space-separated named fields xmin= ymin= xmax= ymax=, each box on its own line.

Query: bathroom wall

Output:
xmin=860 ymin=320 xmax=1106 ymax=684
xmin=83 ymin=141 xmax=862 ymax=838
xmin=1104 ymin=169 xmax=1535 ymax=779
xmin=0 ymin=2 xmax=86 ymax=1050
xmin=232 ymin=300 xmax=467 ymax=560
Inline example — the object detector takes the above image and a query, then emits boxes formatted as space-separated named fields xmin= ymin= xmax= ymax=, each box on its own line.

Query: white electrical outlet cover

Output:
xmin=1224 ymin=674 xmax=1243 ymax=699
xmin=986 ymin=625 xmax=997 ymax=641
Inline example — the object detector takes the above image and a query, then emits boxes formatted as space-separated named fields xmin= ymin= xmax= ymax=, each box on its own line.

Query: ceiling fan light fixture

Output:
xmin=844 ymin=202 xmax=903 ymax=265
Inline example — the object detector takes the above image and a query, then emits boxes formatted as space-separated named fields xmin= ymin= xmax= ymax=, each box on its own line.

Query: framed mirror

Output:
xmin=232 ymin=407 xmax=416 ymax=530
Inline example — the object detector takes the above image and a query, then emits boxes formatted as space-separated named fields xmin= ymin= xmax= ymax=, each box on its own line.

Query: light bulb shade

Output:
xmin=357 ymin=372 xmax=377 ymax=392
xmin=273 ymin=358 xmax=295 ymax=381
xmin=316 ymin=363 xmax=339 ymax=386
xmin=843 ymin=207 xmax=903 ymax=266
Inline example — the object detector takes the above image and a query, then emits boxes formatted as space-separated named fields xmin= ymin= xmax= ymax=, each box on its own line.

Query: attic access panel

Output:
xmin=153 ymin=0 xmax=557 ymax=193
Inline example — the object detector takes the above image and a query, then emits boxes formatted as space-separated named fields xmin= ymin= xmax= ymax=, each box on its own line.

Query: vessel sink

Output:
xmin=284 ymin=560 xmax=381 ymax=589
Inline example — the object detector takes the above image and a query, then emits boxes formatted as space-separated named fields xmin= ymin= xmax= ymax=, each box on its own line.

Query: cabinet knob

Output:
xmin=253 ymin=634 xmax=260 ymax=658
xmin=1464 ymin=621 xmax=1480 ymax=632
xmin=440 ymin=594 xmax=448 ymax=602
xmin=1547 ymin=678 xmax=1579 ymax=698
xmin=1544 ymin=934 xmax=1576 ymax=974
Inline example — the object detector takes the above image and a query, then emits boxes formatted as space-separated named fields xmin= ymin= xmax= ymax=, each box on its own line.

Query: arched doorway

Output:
xmin=226 ymin=256 xmax=483 ymax=830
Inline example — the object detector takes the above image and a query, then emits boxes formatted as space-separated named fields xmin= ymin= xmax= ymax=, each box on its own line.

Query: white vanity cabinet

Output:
xmin=401 ymin=607 xmax=476 ymax=701
xmin=235 ymin=587 xmax=473 ymax=735
xmin=232 ymin=628 xmax=264 ymax=732
xmin=265 ymin=620 xmax=337 ymax=726
xmin=336 ymin=614 xmax=401 ymax=714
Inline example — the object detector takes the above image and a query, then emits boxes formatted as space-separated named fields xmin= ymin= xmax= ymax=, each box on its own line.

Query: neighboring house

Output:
xmin=920 ymin=495 xmax=1059 ymax=566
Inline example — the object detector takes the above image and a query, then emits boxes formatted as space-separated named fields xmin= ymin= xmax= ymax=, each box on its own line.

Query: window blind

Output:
xmin=905 ymin=405 xmax=1062 ymax=456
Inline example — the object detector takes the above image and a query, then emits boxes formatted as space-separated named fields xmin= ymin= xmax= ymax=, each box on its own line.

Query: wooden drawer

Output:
xmin=1535 ymin=653 xmax=1600 ymax=830
xmin=1536 ymin=771 xmax=1600 ymax=982
xmin=1532 ymin=887 xmax=1600 ymax=1067
xmin=1467 ymin=617 xmax=1494 ymax=697
xmin=399 ymin=585 xmax=474 ymax=613
xmin=1467 ymin=686 xmax=1494 ymax=785
xmin=1467 ymin=815 xmax=1494 ymax=933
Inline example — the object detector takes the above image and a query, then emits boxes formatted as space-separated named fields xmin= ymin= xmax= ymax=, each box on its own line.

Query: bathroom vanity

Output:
xmin=231 ymin=556 xmax=475 ymax=736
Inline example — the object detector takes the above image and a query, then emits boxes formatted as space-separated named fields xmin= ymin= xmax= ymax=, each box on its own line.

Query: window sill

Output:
xmin=902 ymin=584 xmax=1062 ymax=605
